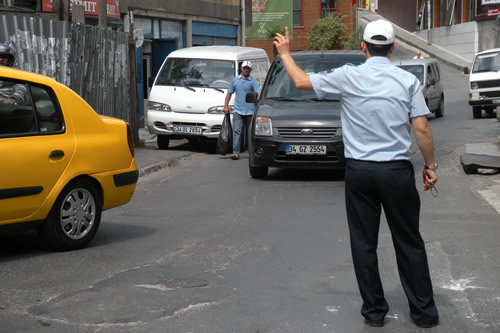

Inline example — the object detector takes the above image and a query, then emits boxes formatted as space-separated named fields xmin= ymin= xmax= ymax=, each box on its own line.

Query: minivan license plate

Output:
xmin=173 ymin=125 xmax=203 ymax=135
xmin=286 ymin=145 xmax=326 ymax=155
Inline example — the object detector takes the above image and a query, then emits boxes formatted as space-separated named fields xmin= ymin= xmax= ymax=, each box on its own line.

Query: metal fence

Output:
xmin=0 ymin=14 xmax=130 ymax=122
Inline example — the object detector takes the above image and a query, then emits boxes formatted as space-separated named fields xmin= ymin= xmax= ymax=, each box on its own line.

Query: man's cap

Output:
xmin=363 ymin=20 xmax=395 ymax=45
xmin=241 ymin=60 xmax=252 ymax=69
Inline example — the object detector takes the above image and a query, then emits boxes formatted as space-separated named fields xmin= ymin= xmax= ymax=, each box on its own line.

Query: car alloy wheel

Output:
xmin=38 ymin=179 xmax=102 ymax=251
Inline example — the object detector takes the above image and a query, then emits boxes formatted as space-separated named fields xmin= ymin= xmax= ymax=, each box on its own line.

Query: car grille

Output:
xmin=278 ymin=127 xmax=339 ymax=138
xmin=154 ymin=121 xmax=168 ymax=130
xmin=473 ymin=79 xmax=500 ymax=89
xmin=275 ymin=150 xmax=341 ymax=162
xmin=211 ymin=125 xmax=222 ymax=132
xmin=171 ymin=122 xmax=206 ymax=126
xmin=479 ymin=91 xmax=500 ymax=98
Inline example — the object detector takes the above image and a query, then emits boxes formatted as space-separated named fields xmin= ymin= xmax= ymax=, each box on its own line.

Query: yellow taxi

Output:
xmin=0 ymin=66 xmax=138 ymax=251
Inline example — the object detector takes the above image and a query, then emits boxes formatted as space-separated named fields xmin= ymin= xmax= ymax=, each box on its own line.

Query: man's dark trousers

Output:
xmin=344 ymin=159 xmax=438 ymax=324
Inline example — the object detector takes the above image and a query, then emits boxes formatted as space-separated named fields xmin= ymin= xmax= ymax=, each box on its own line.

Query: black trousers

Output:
xmin=344 ymin=159 xmax=438 ymax=324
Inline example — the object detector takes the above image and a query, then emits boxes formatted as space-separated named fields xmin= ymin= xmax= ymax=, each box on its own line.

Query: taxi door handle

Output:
xmin=49 ymin=150 xmax=65 ymax=158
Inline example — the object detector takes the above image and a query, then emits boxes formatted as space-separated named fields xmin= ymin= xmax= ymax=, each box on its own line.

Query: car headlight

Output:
xmin=208 ymin=106 xmax=234 ymax=113
xmin=148 ymin=101 xmax=171 ymax=111
xmin=255 ymin=116 xmax=272 ymax=136
xmin=471 ymin=82 xmax=479 ymax=90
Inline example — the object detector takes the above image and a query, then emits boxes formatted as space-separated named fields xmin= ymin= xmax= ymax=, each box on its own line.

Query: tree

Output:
xmin=344 ymin=26 xmax=364 ymax=50
xmin=308 ymin=13 xmax=347 ymax=50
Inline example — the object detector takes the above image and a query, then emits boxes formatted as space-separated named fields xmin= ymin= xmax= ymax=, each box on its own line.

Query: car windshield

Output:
xmin=264 ymin=55 xmax=365 ymax=101
xmin=398 ymin=65 xmax=424 ymax=84
xmin=155 ymin=58 xmax=235 ymax=89
xmin=472 ymin=51 xmax=500 ymax=73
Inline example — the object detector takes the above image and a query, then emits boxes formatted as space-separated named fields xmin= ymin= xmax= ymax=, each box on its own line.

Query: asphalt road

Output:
xmin=1 ymin=45 xmax=499 ymax=333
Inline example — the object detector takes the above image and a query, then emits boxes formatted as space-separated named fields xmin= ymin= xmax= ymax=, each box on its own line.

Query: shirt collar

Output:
xmin=238 ymin=74 xmax=252 ymax=80
xmin=365 ymin=56 xmax=391 ymax=65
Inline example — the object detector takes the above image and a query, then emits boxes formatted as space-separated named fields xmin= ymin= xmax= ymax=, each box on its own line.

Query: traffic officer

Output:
xmin=272 ymin=20 xmax=439 ymax=328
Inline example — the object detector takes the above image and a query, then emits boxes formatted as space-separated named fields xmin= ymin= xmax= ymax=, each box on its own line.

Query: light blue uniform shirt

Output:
xmin=228 ymin=74 xmax=261 ymax=115
xmin=310 ymin=56 xmax=430 ymax=161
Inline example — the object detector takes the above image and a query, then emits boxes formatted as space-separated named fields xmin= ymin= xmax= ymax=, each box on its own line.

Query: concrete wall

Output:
xmin=477 ymin=19 xmax=500 ymax=52
xmin=416 ymin=21 xmax=478 ymax=61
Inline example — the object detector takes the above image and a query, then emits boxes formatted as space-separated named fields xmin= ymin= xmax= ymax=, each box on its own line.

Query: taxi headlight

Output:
xmin=255 ymin=116 xmax=272 ymax=136
xmin=148 ymin=101 xmax=171 ymax=112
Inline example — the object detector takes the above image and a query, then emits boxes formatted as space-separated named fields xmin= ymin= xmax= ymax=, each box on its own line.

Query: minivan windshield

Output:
xmin=472 ymin=51 xmax=500 ymax=73
xmin=399 ymin=65 xmax=424 ymax=84
xmin=264 ymin=55 xmax=365 ymax=101
xmin=155 ymin=58 xmax=236 ymax=89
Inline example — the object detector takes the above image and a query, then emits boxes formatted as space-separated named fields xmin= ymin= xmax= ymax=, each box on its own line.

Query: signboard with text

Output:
xmin=246 ymin=0 xmax=292 ymax=40
xmin=42 ymin=0 xmax=120 ymax=20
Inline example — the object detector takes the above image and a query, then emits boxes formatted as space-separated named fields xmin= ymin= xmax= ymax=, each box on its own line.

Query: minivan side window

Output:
xmin=427 ymin=65 xmax=435 ymax=85
xmin=432 ymin=63 xmax=440 ymax=82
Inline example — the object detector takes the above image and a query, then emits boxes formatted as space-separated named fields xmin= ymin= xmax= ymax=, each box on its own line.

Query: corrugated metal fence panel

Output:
xmin=0 ymin=14 xmax=130 ymax=122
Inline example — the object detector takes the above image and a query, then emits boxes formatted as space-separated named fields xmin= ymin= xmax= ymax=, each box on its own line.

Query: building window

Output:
xmin=321 ymin=0 xmax=336 ymax=17
xmin=293 ymin=0 xmax=302 ymax=26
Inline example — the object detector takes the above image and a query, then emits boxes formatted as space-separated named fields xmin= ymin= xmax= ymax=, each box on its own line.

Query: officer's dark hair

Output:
xmin=364 ymin=36 xmax=393 ymax=57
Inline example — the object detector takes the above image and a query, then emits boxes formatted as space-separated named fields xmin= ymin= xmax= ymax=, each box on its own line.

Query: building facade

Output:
xmin=377 ymin=0 xmax=500 ymax=61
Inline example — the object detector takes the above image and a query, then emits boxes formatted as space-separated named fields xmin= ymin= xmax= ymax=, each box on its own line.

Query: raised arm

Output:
xmin=273 ymin=27 xmax=313 ymax=91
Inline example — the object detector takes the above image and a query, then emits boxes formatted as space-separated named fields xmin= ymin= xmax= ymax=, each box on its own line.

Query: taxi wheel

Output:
xmin=38 ymin=179 xmax=102 ymax=251
xmin=157 ymin=135 xmax=170 ymax=149
xmin=249 ymin=165 xmax=268 ymax=179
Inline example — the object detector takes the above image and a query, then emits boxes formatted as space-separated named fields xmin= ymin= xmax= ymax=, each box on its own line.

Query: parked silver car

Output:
xmin=392 ymin=58 xmax=444 ymax=118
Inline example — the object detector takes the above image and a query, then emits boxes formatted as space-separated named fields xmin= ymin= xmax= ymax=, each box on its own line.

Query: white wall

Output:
xmin=415 ymin=21 xmax=478 ymax=62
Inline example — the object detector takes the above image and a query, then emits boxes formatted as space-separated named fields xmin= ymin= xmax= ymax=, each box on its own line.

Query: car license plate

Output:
xmin=285 ymin=145 xmax=326 ymax=155
xmin=173 ymin=125 xmax=203 ymax=135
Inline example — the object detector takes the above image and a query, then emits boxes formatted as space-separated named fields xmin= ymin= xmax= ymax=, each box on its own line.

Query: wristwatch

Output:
xmin=424 ymin=163 xmax=438 ymax=171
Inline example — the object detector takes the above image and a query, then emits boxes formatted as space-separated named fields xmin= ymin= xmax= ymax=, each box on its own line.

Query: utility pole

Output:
xmin=98 ymin=0 xmax=107 ymax=28
xmin=241 ymin=0 xmax=246 ymax=46
xmin=427 ymin=0 xmax=432 ymax=45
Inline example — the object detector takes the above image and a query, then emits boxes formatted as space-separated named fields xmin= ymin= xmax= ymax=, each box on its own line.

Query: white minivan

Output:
xmin=464 ymin=48 xmax=500 ymax=119
xmin=146 ymin=46 xmax=270 ymax=149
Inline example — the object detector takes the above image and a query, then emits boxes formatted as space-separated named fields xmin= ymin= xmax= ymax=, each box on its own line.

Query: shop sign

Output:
xmin=42 ymin=0 xmax=120 ymax=20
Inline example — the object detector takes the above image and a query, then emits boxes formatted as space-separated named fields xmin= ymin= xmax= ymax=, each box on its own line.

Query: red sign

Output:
xmin=42 ymin=0 xmax=121 ymax=20
xmin=488 ymin=8 xmax=500 ymax=15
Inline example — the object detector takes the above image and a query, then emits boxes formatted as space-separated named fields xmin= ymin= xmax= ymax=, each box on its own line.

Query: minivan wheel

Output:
xmin=38 ymin=179 xmax=102 ymax=251
xmin=472 ymin=106 xmax=482 ymax=119
xmin=157 ymin=135 xmax=170 ymax=149
xmin=435 ymin=96 xmax=444 ymax=118
xmin=249 ymin=165 xmax=268 ymax=179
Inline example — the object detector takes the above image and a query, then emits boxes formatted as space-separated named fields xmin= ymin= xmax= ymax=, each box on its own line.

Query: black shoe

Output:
xmin=412 ymin=318 xmax=439 ymax=328
xmin=366 ymin=319 xmax=385 ymax=327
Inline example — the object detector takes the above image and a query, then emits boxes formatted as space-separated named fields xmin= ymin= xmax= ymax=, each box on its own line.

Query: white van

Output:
xmin=146 ymin=46 xmax=270 ymax=149
xmin=464 ymin=48 xmax=500 ymax=119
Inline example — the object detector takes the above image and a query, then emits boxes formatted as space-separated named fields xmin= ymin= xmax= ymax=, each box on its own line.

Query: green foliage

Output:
xmin=265 ymin=25 xmax=286 ymax=40
xmin=308 ymin=13 xmax=347 ymax=50
xmin=344 ymin=26 xmax=364 ymax=50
